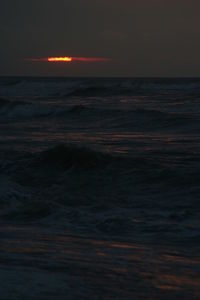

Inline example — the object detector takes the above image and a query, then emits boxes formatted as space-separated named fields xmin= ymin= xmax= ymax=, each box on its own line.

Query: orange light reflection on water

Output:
xmin=1 ymin=227 xmax=200 ymax=297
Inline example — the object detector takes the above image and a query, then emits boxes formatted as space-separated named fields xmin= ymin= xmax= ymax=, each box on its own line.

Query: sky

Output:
xmin=0 ymin=0 xmax=200 ymax=77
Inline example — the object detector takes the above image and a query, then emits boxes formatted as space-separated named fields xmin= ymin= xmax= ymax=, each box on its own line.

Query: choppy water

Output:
xmin=0 ymin=77 xmax=200 ymax=299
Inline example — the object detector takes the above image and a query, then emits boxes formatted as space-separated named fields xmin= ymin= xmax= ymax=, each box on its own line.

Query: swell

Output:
xmin=1 ymin=78 xmax=200 ymax=100
xmin=0 ymin=99 xmax=198 ymax=126
xmin=0 ymin=99 xmax=54 ymax=118
xmin=36 ymin=144 xmax=112 ymax=169
xmin=63 ymin=82 xmax=200 ymax=98
xmin=0 ymin=144 xmax=200 ymax=233
xmin=0 ymin=78 xmax=25 ymax=87
xmin=3 ymin=143 xmax=200 ymax=188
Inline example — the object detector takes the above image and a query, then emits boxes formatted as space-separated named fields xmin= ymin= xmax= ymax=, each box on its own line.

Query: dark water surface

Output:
xmin=0 ymin=77 xmax=200 ymax=299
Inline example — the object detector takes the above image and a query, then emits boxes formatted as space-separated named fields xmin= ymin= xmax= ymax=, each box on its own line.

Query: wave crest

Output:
xmin=38 ymin=144 xmax=110 ymax=169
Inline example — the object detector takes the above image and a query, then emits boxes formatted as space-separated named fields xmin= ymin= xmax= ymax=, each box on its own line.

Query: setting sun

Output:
xmin=48 ymin=57 xmax=72 ymax=62
xmin=27 ymin=56 xmax=110 ymax=63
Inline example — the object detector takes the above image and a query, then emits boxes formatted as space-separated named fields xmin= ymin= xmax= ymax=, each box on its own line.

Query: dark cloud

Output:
xmin=0 ymin=0 xmax=200 ymax=76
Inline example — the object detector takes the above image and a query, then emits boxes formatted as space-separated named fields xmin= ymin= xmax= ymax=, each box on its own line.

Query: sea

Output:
xmin=0 ymin=77 xmax=199 ymax=299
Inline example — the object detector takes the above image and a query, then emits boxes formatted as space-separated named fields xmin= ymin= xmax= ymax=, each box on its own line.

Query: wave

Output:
xmin=0 ymin=99 xmax=52 ymax=118
xmin=68 ymin=81 xmax=200 ymax=97
xmin=0 ymin=97 xmax=33 ymax=116
xmin=0 ymin=98 xmax=198 ymax=134
xmin=0 ymin=97 xmax=10 ymax=107
xmin=36 ymin=144 xmax=111 ymax=169
xmin=0 ymin=78 xmax=25 ymax=87
xmin=1 ymin=143 xmax=199 ymax=233
xmin=0 ymin=100 xmax=90 ymax=118
xmin=67 ymin=85 xmax=132 ymax=97
xmin=1 ymin=77 xmax=200 ymax=100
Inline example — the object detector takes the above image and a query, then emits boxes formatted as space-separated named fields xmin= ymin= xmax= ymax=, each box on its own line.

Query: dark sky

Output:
xmin=1 ymin=0 xmax=200 ymax=77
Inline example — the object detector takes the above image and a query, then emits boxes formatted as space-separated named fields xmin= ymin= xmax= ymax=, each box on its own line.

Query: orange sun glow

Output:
xmin=48 ymin=57 xmax=72 ymax=62
xmin=27 ymin=56 xmax=110 ymax=63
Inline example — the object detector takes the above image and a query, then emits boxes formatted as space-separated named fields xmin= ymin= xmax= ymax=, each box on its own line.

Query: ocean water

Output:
xmin=0 ymin=77 xmax=200 ymax=299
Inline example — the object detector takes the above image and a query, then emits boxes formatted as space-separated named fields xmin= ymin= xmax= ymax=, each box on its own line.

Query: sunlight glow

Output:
xmin=47 ymin=57 xmax=110 ymax=63
xmin=27 ymin=56 xmax=110 ymax=63
xmin=48 ymin=57 xmax=72 ymax=62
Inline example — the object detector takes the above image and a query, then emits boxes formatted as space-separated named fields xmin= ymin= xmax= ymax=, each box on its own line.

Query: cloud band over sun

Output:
xmin=27 ymin=56 xmax=110 ymax=63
